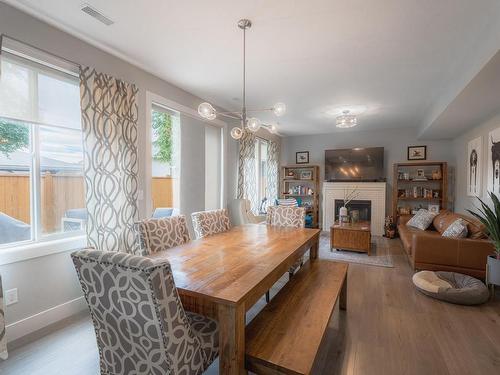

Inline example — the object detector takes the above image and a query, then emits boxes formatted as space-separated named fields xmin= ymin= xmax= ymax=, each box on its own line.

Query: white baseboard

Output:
xmin=6 ymin=296 xmax=87 ymax=342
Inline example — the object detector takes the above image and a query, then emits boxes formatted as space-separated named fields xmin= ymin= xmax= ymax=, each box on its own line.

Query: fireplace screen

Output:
xmin=334 ymin=199 xmax=372 ymax=222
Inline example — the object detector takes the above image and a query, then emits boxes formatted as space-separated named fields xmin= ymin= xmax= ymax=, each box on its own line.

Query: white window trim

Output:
xmin=145 ymin=91 xmax=228 ymax=216
xmin=0 ymin=45 xmax=85 ymax=264
xmin=0 ymin=234 xmax=87 ymax=266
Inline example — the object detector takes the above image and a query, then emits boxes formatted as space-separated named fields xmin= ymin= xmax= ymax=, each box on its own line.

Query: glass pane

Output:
xmin=39 ymin=125 xmax=85 ymax=235
xmin=151 ymin=107 xmax=180 ymax=216
xmin=0 ymin=118 xmax=32 ymax=245
xmin=0 ymin=58 xmax=33 ymax=121
xmin=38 ymin=72 xmax=81 ymax=129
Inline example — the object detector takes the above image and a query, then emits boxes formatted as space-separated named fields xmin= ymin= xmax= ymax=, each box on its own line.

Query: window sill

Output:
xmin=0 ymin=235 xmax=87 ymax=266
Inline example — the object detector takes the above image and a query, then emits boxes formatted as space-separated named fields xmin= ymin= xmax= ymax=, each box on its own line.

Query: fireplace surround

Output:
xmin=323 ymin=182 xmax=386 ymax=235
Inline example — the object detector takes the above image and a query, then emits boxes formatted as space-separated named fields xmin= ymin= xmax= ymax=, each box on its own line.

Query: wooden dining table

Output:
xmin=147 ymin=223 xmax=320 ymax=375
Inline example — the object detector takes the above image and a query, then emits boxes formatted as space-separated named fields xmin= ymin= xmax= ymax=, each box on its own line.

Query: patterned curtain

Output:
xmin=80 ymin=67 xmax=139 ymax=253
xmin=0 ymin=275 xmax=7 ymax=360
xmin=237 ymin=130 xmax=258 ymax=213
xmin=267 ymin=140 xmax=280 ymax=205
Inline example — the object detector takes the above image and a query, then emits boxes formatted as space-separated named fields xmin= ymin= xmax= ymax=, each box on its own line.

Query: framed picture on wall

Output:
xmin=467 ymin=136 xmax=482 ymax=197
xmin=487 ymin=128 xmax=500 ymax=195
xmin=296 ymin=151 xmax=309 ymax=164
xmin=407 ymin=145 xmax=427 ymax=160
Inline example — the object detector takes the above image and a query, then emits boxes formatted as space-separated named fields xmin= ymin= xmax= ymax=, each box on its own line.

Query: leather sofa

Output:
xmin=398 ymin=210 xmax=494 ymax=279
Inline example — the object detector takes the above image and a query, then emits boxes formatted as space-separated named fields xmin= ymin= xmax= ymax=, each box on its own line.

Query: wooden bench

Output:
xmin=245 ymin=260 xmax=348 ymax=375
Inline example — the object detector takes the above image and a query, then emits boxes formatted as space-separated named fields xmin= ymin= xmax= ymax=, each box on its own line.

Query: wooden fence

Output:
xmin=152 ymin=177 xmax=174 ymax=209
xmin=0 ymin=173 xmax=173 ymax=232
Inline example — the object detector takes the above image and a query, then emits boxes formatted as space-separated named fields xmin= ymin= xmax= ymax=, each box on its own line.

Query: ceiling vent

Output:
xmin=81 ymin=4 xmax=114 ymax=26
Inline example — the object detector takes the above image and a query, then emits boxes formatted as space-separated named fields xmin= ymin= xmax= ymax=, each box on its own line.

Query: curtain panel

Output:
xmin=80 ymin=67 xmax=139 ymax=253
xmin=0 ymin=275 xmax=7 ymax=360
xmin=267 ymin=140 xmax=280 ymax=204
xmin=237 ymin=131 xmax=259 ymax=213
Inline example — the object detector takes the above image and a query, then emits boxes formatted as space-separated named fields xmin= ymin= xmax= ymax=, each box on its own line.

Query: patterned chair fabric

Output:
xmin=134 ymin=215 xmax=190 ymax=256
xmin=266 ymin=206 xmax=306 ymax=228
xmin=191 ymin=209 xmax=231 ymax=239
xmin=71 ymin=249 xmax=218 ymax=375
xmin=267 ymin=206 xmax=307 ymax=275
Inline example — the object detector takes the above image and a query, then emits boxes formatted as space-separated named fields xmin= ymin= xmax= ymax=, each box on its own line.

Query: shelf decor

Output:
xmin=407 ymin=145 xmax=427 ymax=160
xmin=281 ymin=165 xmax=319 ymax=228
xmin=392 ymin=162 xmax=447 ymax=218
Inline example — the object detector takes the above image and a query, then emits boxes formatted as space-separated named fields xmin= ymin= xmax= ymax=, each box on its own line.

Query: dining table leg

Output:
xmin=310 ymin=234 xmax=319 ymax=260
xmin=218 ymin=302 xmax=247 ymax=375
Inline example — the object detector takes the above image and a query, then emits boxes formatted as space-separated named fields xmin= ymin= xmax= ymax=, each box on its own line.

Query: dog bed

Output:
xmin=412 ymin=270 xmax=489 ymax=305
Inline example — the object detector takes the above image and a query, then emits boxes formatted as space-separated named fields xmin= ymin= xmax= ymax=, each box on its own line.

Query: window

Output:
xmin=255 ymin=138 xmax=269 ymax=213
xmin=150 ymin=103 xmax=180 ymax=215
xmin=0 ymin=50 xmax=84 ymax=247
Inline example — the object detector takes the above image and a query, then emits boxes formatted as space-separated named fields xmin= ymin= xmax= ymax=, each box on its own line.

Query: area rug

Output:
xmin=318 ymin=232 xmax=394 ymax=268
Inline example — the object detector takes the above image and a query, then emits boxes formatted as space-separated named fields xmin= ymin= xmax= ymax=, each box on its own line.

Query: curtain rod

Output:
xmin=0 ymin=34 xmax=81 ymax=71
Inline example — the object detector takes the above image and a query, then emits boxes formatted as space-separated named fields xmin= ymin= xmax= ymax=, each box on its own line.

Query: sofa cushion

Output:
xmin=442 ymin=219 xmax=468 ymax=238
xmin=406 ymin=209 xmax=436 ymax=230
xmin=433 ymin=210 xmax=486 ymax=239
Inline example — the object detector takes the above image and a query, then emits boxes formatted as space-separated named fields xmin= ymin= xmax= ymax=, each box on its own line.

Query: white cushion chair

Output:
xmin=227 ymin=199 xmax=266 ymax=226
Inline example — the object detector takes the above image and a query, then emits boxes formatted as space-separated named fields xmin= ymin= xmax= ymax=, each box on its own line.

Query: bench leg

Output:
xmin=340 ymin=278 xmax=347 ymax=311
xmin=218 ymin=303 xmax=247 ymax=375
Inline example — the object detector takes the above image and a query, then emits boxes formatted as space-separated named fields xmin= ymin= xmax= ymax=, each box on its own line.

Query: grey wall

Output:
xmin=281 ymin=127 xmax=455 ymax=223
xmin=0 ymin=2 xmax=239 ymax=338
xmin=180 ymin=114 xmax=206 ymax=237
xmin=452 ymin=111 xmax=500 ymax=214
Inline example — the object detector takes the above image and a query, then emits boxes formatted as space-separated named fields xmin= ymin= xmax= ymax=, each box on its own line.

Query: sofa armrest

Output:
xmin=412 ymin=233 xmax=494 ymax=269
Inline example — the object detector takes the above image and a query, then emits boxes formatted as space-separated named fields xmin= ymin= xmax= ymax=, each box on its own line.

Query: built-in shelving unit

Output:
xmin=392 ymin=162 xmax=448 ymax=217
xmin=280 ymin=165 xmax=320 ymax=228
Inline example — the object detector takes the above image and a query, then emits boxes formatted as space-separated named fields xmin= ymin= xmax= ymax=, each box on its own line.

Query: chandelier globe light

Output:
xmin=336 ymin=110 xmax=357 ymax=128
xmin=197 ymin=19 xmax=286 ymax=140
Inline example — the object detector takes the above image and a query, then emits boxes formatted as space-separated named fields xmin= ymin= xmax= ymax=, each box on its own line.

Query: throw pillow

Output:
xmin=406 ymin=209 xmax=436 ymax=230
xmin=442 ymin=219 xmax=468 ymax=238
xmin=277 ymin=198 xmax=298 ymax=207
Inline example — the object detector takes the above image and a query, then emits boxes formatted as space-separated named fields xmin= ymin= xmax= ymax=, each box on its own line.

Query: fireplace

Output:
xmin=323 ymin=182 xmax=386 ymax=235
xmin=334 ymin=199 xmax=372 ymax=222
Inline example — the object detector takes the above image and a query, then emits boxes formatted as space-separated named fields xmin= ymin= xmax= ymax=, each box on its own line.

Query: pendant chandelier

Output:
xmin=336 ymin=110 xmax=357 ymax=128
xmin=198 ymin=19 xmax=286 ymax=140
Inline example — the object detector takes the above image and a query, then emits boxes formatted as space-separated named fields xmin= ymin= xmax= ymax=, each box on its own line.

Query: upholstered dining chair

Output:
xmin=71 ymin=249 xmax=219 ymax=375
xmin=191 ymin=209 xmax=231 ymax=239
xmin=266 ymin=206 xmax=307 ymax=302
xmin=134 ymin=215 xmax=190 ymax=256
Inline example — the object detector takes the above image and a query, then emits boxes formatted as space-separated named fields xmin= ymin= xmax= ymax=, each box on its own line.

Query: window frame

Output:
xmin=0 ymin=49 xmax=85 ymax=259
xmin=145 ymin=91 xmax=228 ymax=217
xmin=255 ymin=137 xmax=269 ymax=213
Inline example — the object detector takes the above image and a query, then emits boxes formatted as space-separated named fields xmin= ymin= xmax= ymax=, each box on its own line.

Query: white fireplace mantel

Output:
xmin=322 ymin=182 xmax=386 ymax=236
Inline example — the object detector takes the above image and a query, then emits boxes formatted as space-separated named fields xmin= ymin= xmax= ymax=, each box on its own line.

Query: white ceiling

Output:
xmin=5 ymin=0 xmax=500 ymax=136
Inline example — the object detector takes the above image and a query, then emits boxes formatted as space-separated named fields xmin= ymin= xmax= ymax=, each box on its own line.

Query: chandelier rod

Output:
xmin=242 ymin=24 xmax=247 ymax=127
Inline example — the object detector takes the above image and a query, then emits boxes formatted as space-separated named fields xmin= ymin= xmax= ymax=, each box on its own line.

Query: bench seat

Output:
xmin=245 ymin=260 xmax=348 ymax=375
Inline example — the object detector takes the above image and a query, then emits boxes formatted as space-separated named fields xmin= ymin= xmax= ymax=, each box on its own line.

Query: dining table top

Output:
xmin=146 ymin=224 xmax=320 ymax=306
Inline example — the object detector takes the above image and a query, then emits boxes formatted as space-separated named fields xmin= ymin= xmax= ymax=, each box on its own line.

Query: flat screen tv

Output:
xmin=325 ymin=147 xmax=385 ymax=182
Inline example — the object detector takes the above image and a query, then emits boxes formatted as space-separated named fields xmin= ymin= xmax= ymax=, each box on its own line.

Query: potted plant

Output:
xmin=467 ymin=191 xmax=500 ymax=286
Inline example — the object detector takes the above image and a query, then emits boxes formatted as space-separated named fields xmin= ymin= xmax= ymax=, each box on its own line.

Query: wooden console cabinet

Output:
xmin=330 ymin=221 xmax=371 ymax=255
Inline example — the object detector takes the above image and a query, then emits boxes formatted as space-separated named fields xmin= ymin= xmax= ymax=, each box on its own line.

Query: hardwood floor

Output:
xmin=1 ymin=236 xmax=499 ymax=375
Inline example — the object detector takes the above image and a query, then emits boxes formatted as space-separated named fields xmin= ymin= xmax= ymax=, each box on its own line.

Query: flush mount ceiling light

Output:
xmin=198 ymin=19 xmax=285 ymax=140
xmin=336 ymin=110 xmax=357 ymax=128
